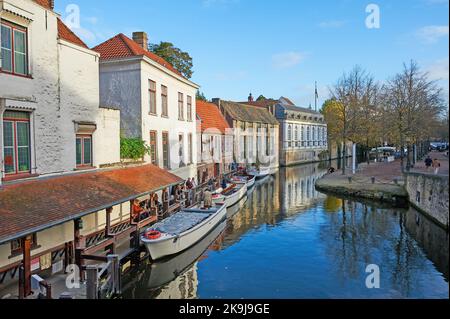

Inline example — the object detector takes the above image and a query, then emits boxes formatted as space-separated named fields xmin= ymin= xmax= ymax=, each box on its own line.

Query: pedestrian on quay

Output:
xmin=432 ymin=158 xmax=441 ymax=175
xmin=186 ymin=178 xmax=193 ymax=190
xmin=425 ymin=156 xmax=433 ymax=171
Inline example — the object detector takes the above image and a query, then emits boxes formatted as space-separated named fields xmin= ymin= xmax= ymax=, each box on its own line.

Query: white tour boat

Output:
xmin=212 ymin=183 xmax=248 ymax=208
xmin=248 ymin=166 xmax=271 ymax=179
xmin=230 ymin=174 xmax=256 ymax=189
xmin=141 ymin=204 xmax=227 ymax=260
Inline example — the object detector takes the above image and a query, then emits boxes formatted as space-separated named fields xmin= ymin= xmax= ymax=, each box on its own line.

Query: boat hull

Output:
xmin=142 ymin=205 xmax=227 ymax=260
xmin=213 ymin=184 xmax=247 ymax=208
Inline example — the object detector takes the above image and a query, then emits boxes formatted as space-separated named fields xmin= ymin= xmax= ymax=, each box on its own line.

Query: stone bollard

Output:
xmin=394 ymin=178 xmax=399 ymax=185
xmin=348 ymin=177 xmax=352 ymax=184
xmin=371 ymin=177 xmax=376 ymax=184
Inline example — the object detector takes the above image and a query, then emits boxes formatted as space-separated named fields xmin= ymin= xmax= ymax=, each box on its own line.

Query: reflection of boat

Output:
xmin=230 ymin=174 xmax=256 ymax=189
xmin=141 ymin=204 xmax=227 ymax=260
xmin=248 ymin=167 xmax=270 ymax=179
xmin=212 ymin=183 xmax=247 ymax=208
xmin=146 ymin=220 xmax=227 ymax=289
xmin=226 ymin=194 xmax=248 ymax=218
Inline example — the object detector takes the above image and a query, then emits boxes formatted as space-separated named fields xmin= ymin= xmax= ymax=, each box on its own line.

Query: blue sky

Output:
xmin=55 ymin=0 xmax=449 ymax=107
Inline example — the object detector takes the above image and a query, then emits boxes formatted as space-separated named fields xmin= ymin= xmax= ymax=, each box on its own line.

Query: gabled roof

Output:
xmin=93 ymin=33 xmax=182 ymax=77
xmin=0 ymin=165 xmax=182 ymax=244
xmin=196 ymin=100 xmax=230 ymax=134
xmin=221 ymin=100 xmax=279 ymax=125
xmin=33 ymin=0 xmax=53 ymax=10
xmin=241 ymin=99 xmax=279 ymax=108
xmin=57 ymin=18 xmax=89 ymax=49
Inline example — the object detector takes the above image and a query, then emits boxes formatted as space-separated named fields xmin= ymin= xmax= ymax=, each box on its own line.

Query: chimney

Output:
xmin=212 ymin=98 xmax=224 ymax=114
xmin=132 ymin=32 xmax=148 ymax=51
xmin=49 ymin=0 xmax=55 ymax=9
xmin=248 ymin=93 xmax=254 ymax=102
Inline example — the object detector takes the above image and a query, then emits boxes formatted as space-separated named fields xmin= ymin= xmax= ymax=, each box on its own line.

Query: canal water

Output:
xmin=122 ymin=163 xmax=449 ymax=299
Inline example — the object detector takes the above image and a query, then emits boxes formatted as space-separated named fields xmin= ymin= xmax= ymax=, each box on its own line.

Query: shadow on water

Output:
xmin=121 ymin=163 xmax=449 ymax=299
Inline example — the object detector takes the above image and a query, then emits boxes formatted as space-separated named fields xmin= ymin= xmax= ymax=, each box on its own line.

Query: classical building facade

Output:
xmin=274 ymin=97 xmax=328 ymax=166
xmin=0 ymin=0 xmax=121 ymax=186
xmin=195 ymin=100 xmax=233 ymax=183
xmin=94 ymin=32 xmax=200 ymax=180
xmin=212 ymin=99 xmax=279 ymax=171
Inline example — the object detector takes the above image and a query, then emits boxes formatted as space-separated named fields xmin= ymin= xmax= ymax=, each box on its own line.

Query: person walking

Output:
xmin=425 ymin=156 xmax=433 ymax=172
xmin=432 ymin=158 xmax=441 ymax=175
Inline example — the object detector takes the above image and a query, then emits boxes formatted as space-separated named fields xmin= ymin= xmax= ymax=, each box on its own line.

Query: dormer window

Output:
xmin=1 ymin=20 xmax=28 ymax=76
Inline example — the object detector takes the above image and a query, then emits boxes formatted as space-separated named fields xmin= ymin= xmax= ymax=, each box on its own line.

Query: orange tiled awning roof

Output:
xmin=0 ymin=165 xmax=182 ymax=244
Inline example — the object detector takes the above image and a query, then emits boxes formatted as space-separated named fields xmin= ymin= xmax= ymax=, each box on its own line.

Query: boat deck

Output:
xmin=151 ymin=210 xmax=216 ymax=236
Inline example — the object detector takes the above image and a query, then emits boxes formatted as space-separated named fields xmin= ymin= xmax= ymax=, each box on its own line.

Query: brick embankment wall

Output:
xmin=405 ymin=172 xmax=449 ymax=229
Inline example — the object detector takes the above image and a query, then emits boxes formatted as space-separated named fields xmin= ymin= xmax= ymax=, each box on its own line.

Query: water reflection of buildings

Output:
xmin=279 ymin=164 xmax=326 ymax=213
xmin=404 ymin=208 xmax=449 ymax=281
xmin=224 ymin=165 xmax=327 ymax=246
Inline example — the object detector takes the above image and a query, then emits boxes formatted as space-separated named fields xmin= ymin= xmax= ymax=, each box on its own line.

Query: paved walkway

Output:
xmin=411 ymin=151 xmax=449 ymax=176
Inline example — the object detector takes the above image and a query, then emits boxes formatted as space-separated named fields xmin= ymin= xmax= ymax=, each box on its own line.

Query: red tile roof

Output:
xmin=0 ymin=165 xmax=183 ymax=244
xmin=93 ymin=34 xmax=182 ymax=77
xmin=33 ymin=0 xmax=53 ymax=10
xmin=196 ymin=100 xmax=230 ymax=134
xmin=57 ymin=18 xmax=89 ymax=49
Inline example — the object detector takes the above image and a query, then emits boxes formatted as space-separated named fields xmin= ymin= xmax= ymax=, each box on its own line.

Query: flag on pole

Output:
xmin=314 ymin=81 xmax=319 ymax=111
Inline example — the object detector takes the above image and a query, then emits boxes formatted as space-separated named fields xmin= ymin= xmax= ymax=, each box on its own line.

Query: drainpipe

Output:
xmin=0 ymin=103 xmax=3 ymax=187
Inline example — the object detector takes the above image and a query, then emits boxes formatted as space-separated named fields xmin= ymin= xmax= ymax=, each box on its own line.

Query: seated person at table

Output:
xmin=132 ymin=199 xmax=149 ymax=222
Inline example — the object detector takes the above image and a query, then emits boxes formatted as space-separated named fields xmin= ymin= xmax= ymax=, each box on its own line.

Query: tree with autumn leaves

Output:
xmin=323 ymin=61 xmax=447 ymax=173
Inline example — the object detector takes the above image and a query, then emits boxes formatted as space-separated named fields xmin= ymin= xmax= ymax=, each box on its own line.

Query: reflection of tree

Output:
xmin=324 ymin=196 xmax=342 ymax=213
xmin=319 ymin=200 xmax=437 ymax=297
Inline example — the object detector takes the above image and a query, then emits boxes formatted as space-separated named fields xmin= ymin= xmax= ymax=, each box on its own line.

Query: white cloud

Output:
xmin=272 ymin=52 xmax=306 ymax=69
xmin=318 ymin=20 xmax=346 ymax=29
xmin=427 ymin=58 xmax=449 ymax=81
xmin=426 ymin=58 xmax=449 ymax=103
xmin=416 ymin=25 xmax=449 ymax=44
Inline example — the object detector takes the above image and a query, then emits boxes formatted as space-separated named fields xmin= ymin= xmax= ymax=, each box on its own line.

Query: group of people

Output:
xmin=425 ymin=156 xmax=441 ymax=175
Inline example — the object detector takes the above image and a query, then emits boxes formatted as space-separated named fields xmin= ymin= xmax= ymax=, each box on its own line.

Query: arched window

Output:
xmin=294 ymin=126 xmax=299 ymax=147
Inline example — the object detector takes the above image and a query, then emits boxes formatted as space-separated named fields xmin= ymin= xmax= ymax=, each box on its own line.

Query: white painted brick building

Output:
xmin=94 ymin=32 xmax=200 ymax=180
xmin=0 ymin=0 xmax=121 ymax=185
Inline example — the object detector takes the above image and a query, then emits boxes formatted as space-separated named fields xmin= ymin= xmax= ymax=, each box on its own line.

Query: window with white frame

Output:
xmin=1 ymin=20 xmax=28 ymax=76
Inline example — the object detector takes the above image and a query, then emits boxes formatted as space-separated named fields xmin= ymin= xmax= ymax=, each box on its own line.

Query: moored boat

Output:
xmin=248 ymin=166 xmax=271 ymax=179
xmin=141 ymin=204 xmax=227 ymax=260
xmin=212 ymin=183 xmax=248 ymax=208
xmin=230 ymin=174 xmax=256 ymax=189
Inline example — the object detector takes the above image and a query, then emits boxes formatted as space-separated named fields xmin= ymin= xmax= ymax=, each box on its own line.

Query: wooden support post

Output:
xmin=163 ymin=188 xmax=169 ymax=214
xmin=129 ymin=199 xmax=135 ymax=224
xmin=74 ymin=219 xmax=84 ymax=281
xmin=108 ymin=255 xmax=121 ymax=295
xmin=106 ymin=207 xmax=113 ymax=237
xmin=86 ymin=266 xmax=99 ymax=300
xmin=21 ymin=236 xmax=32 ymax=298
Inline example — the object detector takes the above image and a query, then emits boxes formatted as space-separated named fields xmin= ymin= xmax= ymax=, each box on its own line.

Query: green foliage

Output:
xmin=120 ymin=137 xmax=151 ymax=160
xmin=196 ymin=91 xmax=208 ymax=102
xmin=149 ymin=41 xmax=194 ymax=79
xmin=256 ymin=95 xmax=267 ymax=101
